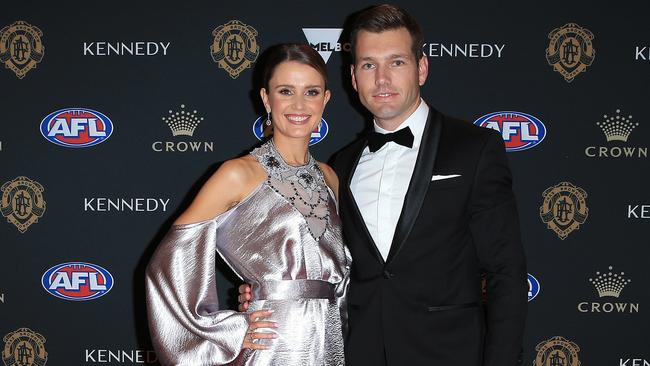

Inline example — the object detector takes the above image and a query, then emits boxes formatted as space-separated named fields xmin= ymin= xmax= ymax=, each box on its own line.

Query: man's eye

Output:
xmin=361 ymin=63 xmax=375 ymax=70
xmin=393 ymin=60 xmax=405 ymax=66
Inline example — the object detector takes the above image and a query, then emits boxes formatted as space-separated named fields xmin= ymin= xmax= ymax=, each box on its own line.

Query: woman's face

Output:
xmin=261 ymin=61 xmax=330 ymax=141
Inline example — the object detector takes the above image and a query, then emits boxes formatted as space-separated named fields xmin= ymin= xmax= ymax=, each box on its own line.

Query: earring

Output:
xmin=265 ymin=112 xmax=272 ymax=126
xmin=318 ymin=120 xmax=322 ymax=130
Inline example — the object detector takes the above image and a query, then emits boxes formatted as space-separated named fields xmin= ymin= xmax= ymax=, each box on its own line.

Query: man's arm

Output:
xmin=469 ymin=131 xmax=527 ymax=366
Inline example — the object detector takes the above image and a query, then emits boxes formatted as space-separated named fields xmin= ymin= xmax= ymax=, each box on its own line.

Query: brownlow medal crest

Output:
xmin=0 ymin=21 xmax=44 ymax=79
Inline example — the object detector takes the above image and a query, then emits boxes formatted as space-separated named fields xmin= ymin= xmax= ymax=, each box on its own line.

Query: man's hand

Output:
xmin=238 ymin=283 xmax=252 ymax=311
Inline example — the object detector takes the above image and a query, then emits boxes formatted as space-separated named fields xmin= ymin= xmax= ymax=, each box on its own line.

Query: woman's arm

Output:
xmin=146 ymin=157 xmax=274 ymax=365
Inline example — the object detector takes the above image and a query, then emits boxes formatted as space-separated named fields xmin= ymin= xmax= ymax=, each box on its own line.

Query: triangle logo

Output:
xmin=302 ymin=28 xmax=343 ymax=63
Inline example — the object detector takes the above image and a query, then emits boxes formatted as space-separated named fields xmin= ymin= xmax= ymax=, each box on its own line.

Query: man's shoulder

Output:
xmin=332 ymin=135 xmax=367 ymax=160
xmin=338 ymin=134 xmax=367 ymax=152
xmin=330 ymin=135 xmax=367 ymax=174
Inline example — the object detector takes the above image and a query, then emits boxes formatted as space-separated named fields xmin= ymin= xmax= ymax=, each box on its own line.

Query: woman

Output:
xmin=145 ymin=44 xmax=350 ymax=366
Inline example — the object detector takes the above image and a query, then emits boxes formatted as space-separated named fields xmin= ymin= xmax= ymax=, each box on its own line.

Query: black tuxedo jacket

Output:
xmin=332 ymin=107 xmax=527 ymax=366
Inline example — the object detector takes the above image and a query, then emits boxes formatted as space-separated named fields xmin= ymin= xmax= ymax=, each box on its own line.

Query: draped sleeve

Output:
xmin=145 ymin=218 xmax=249 ymax=366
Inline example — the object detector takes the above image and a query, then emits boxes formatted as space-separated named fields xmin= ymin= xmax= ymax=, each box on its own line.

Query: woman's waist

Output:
xmin=251 ymin=279 xmax=337 ymax=301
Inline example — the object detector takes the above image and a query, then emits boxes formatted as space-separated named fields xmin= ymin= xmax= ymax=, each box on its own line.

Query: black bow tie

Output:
xmin=367 ymin=127 xmax=414 ymax=153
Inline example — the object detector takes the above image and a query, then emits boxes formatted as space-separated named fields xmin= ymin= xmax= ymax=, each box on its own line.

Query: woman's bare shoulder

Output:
xmin=174 ymin=156 xmax=265 ymax=224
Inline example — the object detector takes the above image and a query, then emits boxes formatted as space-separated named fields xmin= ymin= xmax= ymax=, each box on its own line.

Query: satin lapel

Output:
xmin=385 ymin=109 xmax=443 ymax=264
xmin=342 ymin=138 xmax=386 ymax=265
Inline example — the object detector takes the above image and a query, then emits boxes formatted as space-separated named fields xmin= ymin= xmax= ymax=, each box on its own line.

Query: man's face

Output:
xmin=351 ymin=27 xmax=428 ymax=130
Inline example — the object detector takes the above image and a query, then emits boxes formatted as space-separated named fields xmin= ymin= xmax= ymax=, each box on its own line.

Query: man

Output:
xmin=241 ymin=4 xmax=527 ymax=365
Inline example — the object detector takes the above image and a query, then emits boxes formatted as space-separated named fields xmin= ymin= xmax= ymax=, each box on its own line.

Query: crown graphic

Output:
xmin=596 ymin=109 xmax=639 ymax=142
xmin=588 ymin=266 xmax=631 ymax=298
xmin=162 ymin=104 xmax=204 ymax=137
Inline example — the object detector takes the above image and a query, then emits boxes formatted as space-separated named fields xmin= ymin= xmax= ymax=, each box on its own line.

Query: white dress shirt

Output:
xmin=350 ymin=99 xmax=429 ymax=260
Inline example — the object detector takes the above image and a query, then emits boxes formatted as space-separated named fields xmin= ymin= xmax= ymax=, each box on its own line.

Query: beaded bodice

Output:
xmin=250 ymin=140 xmax=331 ymax=240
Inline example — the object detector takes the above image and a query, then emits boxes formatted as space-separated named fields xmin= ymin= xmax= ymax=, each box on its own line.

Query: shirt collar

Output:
xmin=373 ymin=99 xmax=429 ymax=149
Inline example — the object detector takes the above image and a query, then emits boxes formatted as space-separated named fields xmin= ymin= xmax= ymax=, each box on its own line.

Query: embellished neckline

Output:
xmin=255 ymin=139 xmax=323 ymax=192
xmin=251 ymin=139 xmax=330 ymax=241
xmin=269 ymin=139 xmax=312 ymax=168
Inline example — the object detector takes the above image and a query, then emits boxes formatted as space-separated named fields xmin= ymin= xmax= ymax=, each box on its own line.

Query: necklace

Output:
xmin=251 ymin=139 xmax=330 ymax=240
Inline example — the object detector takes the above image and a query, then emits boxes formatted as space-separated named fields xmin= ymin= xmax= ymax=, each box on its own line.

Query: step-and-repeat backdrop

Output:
xmin=2 ymin=1 xmax=648 ymax=365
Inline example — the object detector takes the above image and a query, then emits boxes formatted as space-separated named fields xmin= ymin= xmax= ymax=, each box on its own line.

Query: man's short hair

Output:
xmin=349 ymin=4 xmax=424 ymax=63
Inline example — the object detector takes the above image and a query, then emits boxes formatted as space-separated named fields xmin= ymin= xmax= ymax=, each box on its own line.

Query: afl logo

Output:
xmin=41 ymin=262 xmax=114 ymax=301
xmin=474 ymin=111 xmax=546 ymax=152
xmin=528 ymin=273 xmax=541 ymax=302
xmin=40 ymin=108 xmax=113 ymax=148
xmin=252 ymin=116 xmax=328 ymax=146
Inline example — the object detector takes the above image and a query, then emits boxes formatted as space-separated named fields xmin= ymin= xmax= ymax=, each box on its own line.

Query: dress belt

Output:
xmin=252 ymin=279 xmax=336 ymax=301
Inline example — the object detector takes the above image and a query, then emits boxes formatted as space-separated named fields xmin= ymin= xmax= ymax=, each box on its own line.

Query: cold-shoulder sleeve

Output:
xmin=145 ymin=219 xmax=249 ymax=366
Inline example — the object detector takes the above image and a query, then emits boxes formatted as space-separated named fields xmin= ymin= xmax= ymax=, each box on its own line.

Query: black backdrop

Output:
xmin=2 ymin=1 xmax=649 ymax=365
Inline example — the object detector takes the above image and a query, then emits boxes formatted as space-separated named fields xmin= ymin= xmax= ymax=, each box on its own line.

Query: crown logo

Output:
xmin=162 ymin=104 xmax=204 ymax=137
xmin=588 ymin=266 xmax=631 ymax=298
xmin=596 ymin=109 xmax=639 ymax=142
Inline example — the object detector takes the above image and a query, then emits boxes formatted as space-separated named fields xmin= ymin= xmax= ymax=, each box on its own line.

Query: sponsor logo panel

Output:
xmin=533 ymin=336 xmax=580 ymax=366
xmin=151 ymin=104 xmax=213 ymax=153
xmin=578 ymin=265 xmax=639 ymax=314
xmin=2 ymin=328 xmax=48 ymax=366
xmin=85 ymin=349 xmax=158 ymax=364
xmin=42 ymin=262 xmax=114 ymax=301
xmin=539 ymin=182 xmax=588 ymax=240
xmin=584 ymin=108 xmax=646 ymax=159
xmin=546 ymin=23 xmax=595 ymax=82
xmin=0 ymin=21 xmax=44 ymax=79
xmin=1 ymin=176 xmax=46 ymax=233
xmin=302 ymin=28 xmax=349 ymax=63
xmin=474 ymin=111 xmax=546 ymax=152
xmin=84 ymin=197 xmax=171 ymax=212
xmin=40 ymin=108 xmax=113 ymax=148
xmin=528 ymin=273 xmax=541 ymax=302
xmin=211 ymin=20 xmax=259 ymax=79
xmin=424 ymin=42 xmax=505 ymax=58
xmin=83 ymin=41 xmax=170 ymax=56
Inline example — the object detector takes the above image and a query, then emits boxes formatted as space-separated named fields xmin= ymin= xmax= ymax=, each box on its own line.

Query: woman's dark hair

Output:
xmin=349 ymin=4 xmax=424 ymax=63
xmin=262 ymin=43 xmax=328 ymax=90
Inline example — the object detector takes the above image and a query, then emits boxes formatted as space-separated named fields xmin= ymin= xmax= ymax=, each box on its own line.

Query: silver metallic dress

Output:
xmin=146 ymin=140 xmax=351 ymax=366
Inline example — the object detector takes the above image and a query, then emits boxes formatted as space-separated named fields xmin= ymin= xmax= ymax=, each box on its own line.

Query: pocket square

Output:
xmin=431 ymin=174 xmax=461 ymax=181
